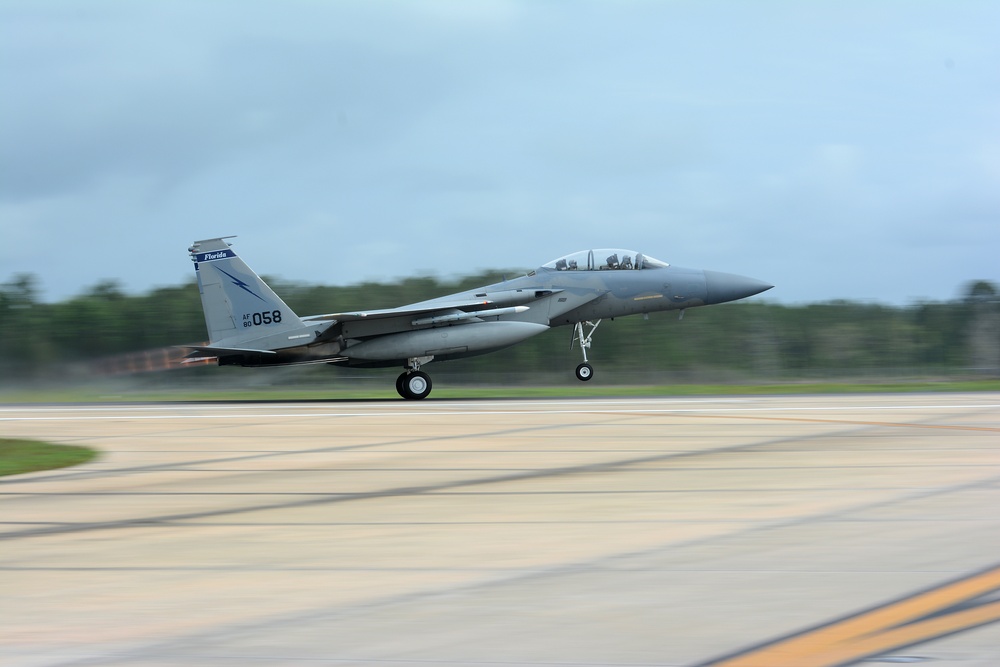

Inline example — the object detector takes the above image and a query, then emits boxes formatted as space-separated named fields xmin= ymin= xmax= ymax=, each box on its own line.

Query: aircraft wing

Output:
xmin=301 ymin=291 xmax=562 ymax=323
xmin=302 ymin=301 xmax=491 ymax=323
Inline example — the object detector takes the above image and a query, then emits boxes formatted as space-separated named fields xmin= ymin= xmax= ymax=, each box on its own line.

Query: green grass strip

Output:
xmin=0 ymin=439 xmax=98 ymax=477
xmin=3 ymin=379 xmax=999 ymax=403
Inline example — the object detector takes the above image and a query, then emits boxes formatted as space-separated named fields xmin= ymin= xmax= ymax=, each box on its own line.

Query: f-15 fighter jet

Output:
xmin=183 ymin=237 xmax=772 ymax=399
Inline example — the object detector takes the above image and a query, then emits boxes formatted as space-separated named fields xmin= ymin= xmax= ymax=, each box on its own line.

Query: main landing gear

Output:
xmin=396 ymin=356 xmax=433 ymax=400
xmin=571 ymin=320 xmax=601 ymax=382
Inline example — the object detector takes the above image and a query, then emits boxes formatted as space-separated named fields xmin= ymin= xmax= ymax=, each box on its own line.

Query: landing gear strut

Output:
xmin=571 ymin=320 xmax=601 ymax=382
xmin=396 ymin=356 xmax=434 ymax=400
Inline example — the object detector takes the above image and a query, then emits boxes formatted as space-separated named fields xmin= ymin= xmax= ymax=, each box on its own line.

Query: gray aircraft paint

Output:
xmin=341 ymin=321 xmax=549 ymax=361
xmin=181 ymin=239 xmax=772 ymax=398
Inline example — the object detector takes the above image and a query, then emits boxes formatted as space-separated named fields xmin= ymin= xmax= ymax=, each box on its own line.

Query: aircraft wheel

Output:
xmin=395 ymin=372 xmax=409 ymax=399
xmin=575 ymin=363 xmax=594 ymax=382
xmin=403 ymin=371 xmax=432 ymax=400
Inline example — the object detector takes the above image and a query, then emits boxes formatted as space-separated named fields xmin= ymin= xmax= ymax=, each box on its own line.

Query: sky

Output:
xmin=2 ymin=1 xmax=998 ymax=305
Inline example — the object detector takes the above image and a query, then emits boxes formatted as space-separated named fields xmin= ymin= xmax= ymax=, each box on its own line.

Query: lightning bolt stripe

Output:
xmin=215 ymin=267 xmax=267 ymax=302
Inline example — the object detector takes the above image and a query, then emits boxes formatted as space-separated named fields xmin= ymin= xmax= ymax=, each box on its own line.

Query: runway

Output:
xmin=2 ymin=393 xmax=1000 ymax=666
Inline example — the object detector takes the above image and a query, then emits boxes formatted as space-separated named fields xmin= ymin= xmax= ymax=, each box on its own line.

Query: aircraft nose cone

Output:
xmin=703 ymin=270 xmax=773 ymax=305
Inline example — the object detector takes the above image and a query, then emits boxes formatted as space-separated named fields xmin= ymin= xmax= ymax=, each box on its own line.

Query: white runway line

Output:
xmin=0 ymin=397 xmax=750 ymax=414
xmin=1 ymin=400 xmax=998 ymax=421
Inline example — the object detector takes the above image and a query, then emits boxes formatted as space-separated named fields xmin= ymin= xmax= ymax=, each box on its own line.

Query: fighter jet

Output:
xmin=183 ymin=237 xmax=772 ymax=399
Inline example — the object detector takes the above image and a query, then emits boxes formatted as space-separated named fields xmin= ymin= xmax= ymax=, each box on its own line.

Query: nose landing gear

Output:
xmin=571 ymin=320 xmax=601 ymax=382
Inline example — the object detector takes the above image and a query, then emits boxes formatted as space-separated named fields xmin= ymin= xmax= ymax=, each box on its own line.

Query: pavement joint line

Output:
xmin=0 ymin=420 xmax=884 ymax=540
xmin=1 ymin=404 xmax=992 ymax=540
xmin=42 ymin=468 xmax=1000 ymax=667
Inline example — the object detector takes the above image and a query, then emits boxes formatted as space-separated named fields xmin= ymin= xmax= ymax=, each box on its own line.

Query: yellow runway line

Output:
xmin=704 ymin=564 xmax=1000 ymax=666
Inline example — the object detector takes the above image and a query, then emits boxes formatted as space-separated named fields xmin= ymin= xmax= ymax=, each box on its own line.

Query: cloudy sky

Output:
xmin=2 ymin=1 xmax=998 ymax=304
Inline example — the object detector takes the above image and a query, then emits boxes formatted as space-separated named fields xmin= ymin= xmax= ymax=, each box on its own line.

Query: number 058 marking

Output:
xmin=244 ymin=310 xmax=282 ymax=327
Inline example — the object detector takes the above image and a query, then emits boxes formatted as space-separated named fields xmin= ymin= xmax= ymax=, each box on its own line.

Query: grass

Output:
xmin=0 ymin=439 xmax=99 ymax=477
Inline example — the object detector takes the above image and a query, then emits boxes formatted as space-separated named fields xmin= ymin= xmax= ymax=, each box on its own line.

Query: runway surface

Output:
xmin=2 ymin=393 xmax=1000 ymax=666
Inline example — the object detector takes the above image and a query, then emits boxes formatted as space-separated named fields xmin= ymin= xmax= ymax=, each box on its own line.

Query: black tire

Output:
xmin=404 ymin=371 xmax=432 ymax=399
xmin=395 ymin=372 xmax=410 ymax=399
xmin=575 ymin=363 xmax=594 ymax=382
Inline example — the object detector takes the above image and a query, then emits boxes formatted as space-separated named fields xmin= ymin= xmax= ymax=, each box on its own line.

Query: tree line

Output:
xmin=1 ymin=272 xmax=998 ymax=383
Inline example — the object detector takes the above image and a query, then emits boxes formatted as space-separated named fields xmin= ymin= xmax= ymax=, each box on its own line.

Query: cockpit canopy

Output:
xmin=542 ymin=249 xmax=669 ymax=272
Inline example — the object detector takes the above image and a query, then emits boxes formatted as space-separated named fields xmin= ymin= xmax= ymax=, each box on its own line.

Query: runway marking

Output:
xmin=674 ymin=413 xmax=1000 ymax=433
xmin=0 ymin=398 xmax=747 ymax=414
xmin=1 ymin=401 xmax=998 ymax=421
xmin=699 ymin=562 xmax=1000 ymax=666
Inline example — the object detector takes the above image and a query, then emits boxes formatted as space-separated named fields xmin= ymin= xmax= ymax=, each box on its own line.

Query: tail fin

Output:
xmin=189 ymin=237 xmax=305 ymax=345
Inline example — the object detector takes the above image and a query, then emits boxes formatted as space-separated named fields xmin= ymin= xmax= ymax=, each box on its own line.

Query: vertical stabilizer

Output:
xmin=189 ymin=237 xmax=304 ymax=344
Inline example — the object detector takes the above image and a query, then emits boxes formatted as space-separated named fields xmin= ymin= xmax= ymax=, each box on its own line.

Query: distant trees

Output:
xmin=964 ymin=280 xmax=999 ymax=303
xmin=1 ymin=273 xmax=998 ymax=382
xmin=963 ymin=281 xmax=1000 ymax=374
xmin=1 ymin=274 xmax=206 ymax=379
xmin=0 ymin=274 xmax=49 ymax=375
